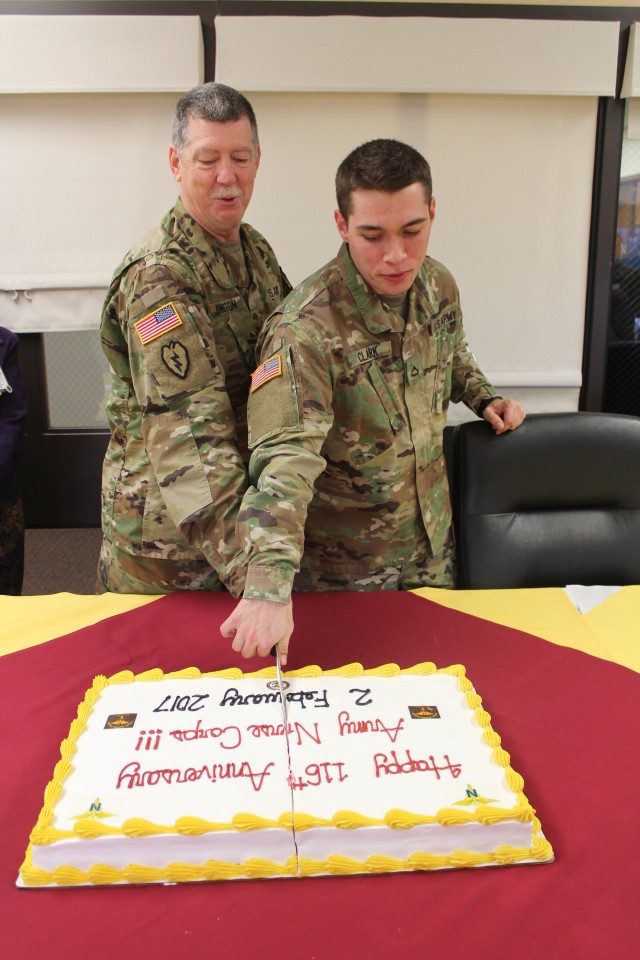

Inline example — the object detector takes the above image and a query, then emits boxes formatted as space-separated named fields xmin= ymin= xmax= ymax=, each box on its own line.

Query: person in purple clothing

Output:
xmin=0 ymin=327 xmax=28 ymax=595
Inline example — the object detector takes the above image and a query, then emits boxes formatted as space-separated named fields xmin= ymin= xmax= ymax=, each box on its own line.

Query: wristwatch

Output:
xmin=477 ymin=397 xmax=502 ymax=416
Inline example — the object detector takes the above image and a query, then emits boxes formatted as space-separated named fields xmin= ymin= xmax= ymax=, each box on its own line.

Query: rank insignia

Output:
xmin=250 ymin=354 xmax=282 ymax=392
xmin=105 ymin=713 xmax=136 ymax=729
xmin=134 ymin=301 xmax=182 ymax=345
xmin=408 ymin=705 xmax=440 ymax=719
xmin=161 ymin=340 xmax=190 ymax=379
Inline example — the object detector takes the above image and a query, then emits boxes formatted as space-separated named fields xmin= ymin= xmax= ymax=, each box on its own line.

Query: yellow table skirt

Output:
xmin=0 ymin=593 xmax=158 ymax=656
xmin=412 ymin=585 xmax=640 ymax=674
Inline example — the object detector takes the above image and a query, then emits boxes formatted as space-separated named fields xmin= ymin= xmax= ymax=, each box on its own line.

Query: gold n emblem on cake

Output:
xmin=453 ymin=784 xmax=497 ymax=806
xmin=71 ymin=797 xmax=115 ymax=821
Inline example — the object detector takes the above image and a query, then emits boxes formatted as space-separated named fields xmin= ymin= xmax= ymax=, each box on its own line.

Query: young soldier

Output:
xmin=222 ymin=139 xmax=524 ymax=660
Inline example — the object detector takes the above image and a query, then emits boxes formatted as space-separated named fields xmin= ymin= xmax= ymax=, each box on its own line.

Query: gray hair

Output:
xmin=172 ymin=83 xmax=259 ymax=153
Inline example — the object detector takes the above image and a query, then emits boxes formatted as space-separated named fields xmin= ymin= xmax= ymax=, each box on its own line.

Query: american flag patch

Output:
xmin=134 ymin=302 xmax=182 ymax=345
xmin=250 ymin=354 xmax=282 ymax=392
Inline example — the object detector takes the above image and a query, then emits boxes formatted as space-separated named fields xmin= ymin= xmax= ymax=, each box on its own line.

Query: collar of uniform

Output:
xmin=336 ymin=243 xmax=395 ymax=335
xmin=168 ymin=198 xmax=240 ymax=291
xmin=413 ymin=258 xmax=443 ymax=318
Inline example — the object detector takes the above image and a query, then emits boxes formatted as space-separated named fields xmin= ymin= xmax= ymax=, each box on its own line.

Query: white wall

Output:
xmin=217 ymin=13 xmax=618 ymax=415
xmin=247 ymin=91 xmax=596 ymax=415
xmin=0 ymin=10 xmax=625 ymax=417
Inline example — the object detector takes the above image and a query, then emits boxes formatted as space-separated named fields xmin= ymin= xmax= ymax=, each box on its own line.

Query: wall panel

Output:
xmin=247 ymin=91 xmax=596 ymax=413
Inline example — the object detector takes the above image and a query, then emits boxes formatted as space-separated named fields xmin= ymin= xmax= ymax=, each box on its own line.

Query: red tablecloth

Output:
xmin=2 ymin=591 xmax=638 ymax=960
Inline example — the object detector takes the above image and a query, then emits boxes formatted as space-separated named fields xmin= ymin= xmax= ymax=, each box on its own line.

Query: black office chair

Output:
xmin=450 ymin=412 xmax=640 ymax=588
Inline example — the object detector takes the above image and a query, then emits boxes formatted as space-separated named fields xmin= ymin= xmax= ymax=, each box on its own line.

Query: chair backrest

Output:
xmin=451 ymin=412 xmax=640 ymax=588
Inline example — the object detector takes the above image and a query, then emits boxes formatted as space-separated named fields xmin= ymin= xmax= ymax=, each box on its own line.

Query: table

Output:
xmin=1 ymin=589 xmax=638 ymax=959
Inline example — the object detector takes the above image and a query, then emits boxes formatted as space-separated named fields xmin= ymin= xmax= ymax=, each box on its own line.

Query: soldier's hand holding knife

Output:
xmin=220 ymin=597 xmax=293 ymax=665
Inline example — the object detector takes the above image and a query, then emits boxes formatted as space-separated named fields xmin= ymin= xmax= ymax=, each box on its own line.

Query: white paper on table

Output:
xmin=564 ymin=584 xmax=622 ymax=614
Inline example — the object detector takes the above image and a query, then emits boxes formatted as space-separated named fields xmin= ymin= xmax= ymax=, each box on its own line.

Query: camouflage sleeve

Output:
xmin=111 ymin=259 xmax=249 ymax=595
xmin=449 ymin=321 xmax=499 ymax=414
xmin=237 ymin=320 xmax=332 ymax=601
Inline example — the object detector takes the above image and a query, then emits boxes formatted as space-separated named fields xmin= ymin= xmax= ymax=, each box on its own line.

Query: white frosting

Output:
xmin=50 ymin=676 xmax=292 ymax=828
xmin=21 ymin=666 xmax=551 ymax=885
xmin=289 ymin=673 xmax=513 ymax=815
xmin=286 ymin=673 xmax=534 ymax=862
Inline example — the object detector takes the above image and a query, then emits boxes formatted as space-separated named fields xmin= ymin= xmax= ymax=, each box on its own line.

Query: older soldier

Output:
xmin=98 ymin=83 xmax=290 ymax=596
xmin=221 ymin=139 xmax=524 ymax=661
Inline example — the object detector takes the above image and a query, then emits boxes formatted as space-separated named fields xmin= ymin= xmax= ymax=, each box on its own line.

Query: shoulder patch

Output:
xmin=250 ymin=354 xmax=282 ymax=393
xmin=161 ymin=340 xmax=190 ymax=379
xmin=134 ymin=302 xmax=183 ymax=345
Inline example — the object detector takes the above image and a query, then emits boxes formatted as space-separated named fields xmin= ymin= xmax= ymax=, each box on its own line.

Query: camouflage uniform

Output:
xmin=99 ymin=199 xmax=289 ymax=595
xmin=238 ymin=244 xmax=498 ymax=600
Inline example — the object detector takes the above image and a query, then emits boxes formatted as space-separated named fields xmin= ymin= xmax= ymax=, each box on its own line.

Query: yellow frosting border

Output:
xmin=19 ymin=662 xmax=553 ymax=886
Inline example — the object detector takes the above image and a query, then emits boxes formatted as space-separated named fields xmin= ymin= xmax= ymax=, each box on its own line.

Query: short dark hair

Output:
xmin=336 ymin=139 xmax=433 ymax=220
xmin=172 ymin=82 xmax=259 ymax=153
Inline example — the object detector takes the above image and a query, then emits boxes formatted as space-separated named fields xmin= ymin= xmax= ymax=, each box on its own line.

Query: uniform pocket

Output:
xmin=227 ymin=311 xmax=257 ymax=372
xmin=140 ymin=409 xmax=214 ymax=558
xmin=334 ymin=361 xmax=405 ymax=465
xmin=432 ymin=332 xmax=454 ymax=415
xmin=141 ymin=471 xmax=194 ymax=560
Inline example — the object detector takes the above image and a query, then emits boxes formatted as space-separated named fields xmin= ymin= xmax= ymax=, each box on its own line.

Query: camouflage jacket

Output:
xmin=239 ymin=244 xmax=497 ymax=600
xmin=100 ymin=199 xmax=289 ymax=595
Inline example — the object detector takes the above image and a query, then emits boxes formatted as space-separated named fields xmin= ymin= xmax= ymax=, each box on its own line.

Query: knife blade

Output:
xmin=275 ymin=646 xmax=288 ymax=728
xmin=273 ymin=647 xmax=299 ymax=872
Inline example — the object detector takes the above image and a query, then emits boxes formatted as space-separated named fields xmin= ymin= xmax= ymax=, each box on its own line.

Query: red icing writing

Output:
xmin=289 ymin=762 xmax=348 ymax=790
xmin=373 ymin=751 xmax=462 ymax=780
xmin=168 ymin=719 xmax=241 ymax=749
xmin=115 ymin=759 xmax=274 ymax=792
xmin=135 ymin=729 xmax=163 ymax=751
xmin=338 ymin=710 xmax=404 ymax=743
xmin=246 ymin=721 xmax=321 ymax=746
